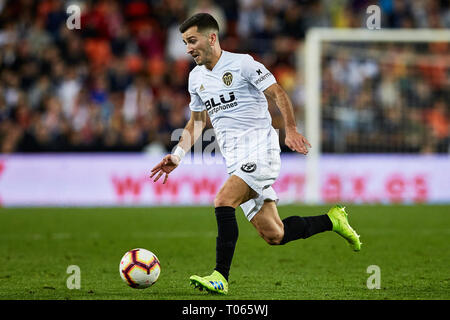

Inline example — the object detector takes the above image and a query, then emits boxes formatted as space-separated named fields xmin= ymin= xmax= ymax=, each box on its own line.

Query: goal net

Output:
xmin=301 ymin=28 xmax=450 ymax=204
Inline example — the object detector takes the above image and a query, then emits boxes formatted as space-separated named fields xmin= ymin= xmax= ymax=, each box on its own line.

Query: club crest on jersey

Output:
xmin=241 ymin=162 xmax=257 ymax=173
xmin=222 ymin=72 xmax=233 ymax=87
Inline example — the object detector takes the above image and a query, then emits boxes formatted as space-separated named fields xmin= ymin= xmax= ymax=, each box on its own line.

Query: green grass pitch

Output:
xmin=0 ymin=205 xmax=449 ymax=300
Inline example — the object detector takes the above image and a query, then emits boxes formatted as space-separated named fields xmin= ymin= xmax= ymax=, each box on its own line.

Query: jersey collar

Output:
xmin=204 ymin=50 xmax=226 ymax=73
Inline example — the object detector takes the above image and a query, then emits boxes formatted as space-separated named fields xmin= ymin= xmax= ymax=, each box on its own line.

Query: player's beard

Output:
xmin=196 ymin=46 xmax=213 ymax=66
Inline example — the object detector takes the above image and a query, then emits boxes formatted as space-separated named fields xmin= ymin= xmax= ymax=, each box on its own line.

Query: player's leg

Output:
xmin=212 ymin=175 xmax=257 ymax=280
xmin=250 ymin=201 xmax=362 ymax=251
xmin=190 ymin=175 xmax=256 ymax=294
xmin=214 ymin=174 xmax=258 ymax=208
xmin=250 ymin=200 xmax=333 ymax=245
xmin=249 ymin=200 xmax=283 ymax=245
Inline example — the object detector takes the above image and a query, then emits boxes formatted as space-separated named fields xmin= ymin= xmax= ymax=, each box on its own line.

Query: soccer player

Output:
xmin=150 ymin=13 xmax=361 ymax=295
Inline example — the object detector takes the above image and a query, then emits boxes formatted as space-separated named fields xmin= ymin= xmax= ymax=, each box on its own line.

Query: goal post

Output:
xmin=301 ymin=28 xmax=450 ymax=205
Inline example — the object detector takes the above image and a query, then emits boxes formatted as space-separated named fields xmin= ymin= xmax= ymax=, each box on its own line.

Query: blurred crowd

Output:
xmin=321 ymin=41 xmax=449 ymax=153
xmin=0 ymin=0 xmax=449 ymax=154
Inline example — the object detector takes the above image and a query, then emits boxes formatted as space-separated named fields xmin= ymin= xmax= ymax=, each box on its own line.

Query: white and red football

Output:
xmin=119 ymin=248 xmax=161 ymax=289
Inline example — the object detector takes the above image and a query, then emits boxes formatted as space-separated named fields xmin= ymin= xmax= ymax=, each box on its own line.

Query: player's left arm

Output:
xmin=264 ymin=83 xmax=311 ymax=155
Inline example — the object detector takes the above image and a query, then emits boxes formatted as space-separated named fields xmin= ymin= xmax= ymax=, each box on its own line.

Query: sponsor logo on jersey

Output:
xmin=255 ymin=72 xmax=272 ymax=86
xmin=241 ymin=162 xmax=257 ymax=173
xmin=256 ymin=69 xmax=262 ymax=75
xmin=205 ymin=92 xmax=237 ymax=115
xmin=222 ymin=72 xmax=233 ymax=87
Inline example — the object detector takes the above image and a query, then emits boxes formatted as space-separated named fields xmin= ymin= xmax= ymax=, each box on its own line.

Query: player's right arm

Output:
xmin=150 ymin=110 xmax=206 ymax=184
xmin=176 ymin=110 xmax=207 ymax=156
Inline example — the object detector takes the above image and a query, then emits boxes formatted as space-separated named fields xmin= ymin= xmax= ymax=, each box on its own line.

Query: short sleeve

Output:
xmin=240 ymin=54 xmax=277 ymax=92
xmin=188 ymin=71 xmax=205 ymax=112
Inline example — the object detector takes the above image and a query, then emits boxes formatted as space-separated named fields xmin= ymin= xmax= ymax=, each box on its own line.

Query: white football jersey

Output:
xmin=188 ymin=50 xmax=281 ymax=173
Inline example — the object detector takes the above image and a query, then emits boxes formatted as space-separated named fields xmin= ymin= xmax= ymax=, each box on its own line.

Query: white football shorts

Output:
xmin=231 ymin=151 xmax=281 ymax=221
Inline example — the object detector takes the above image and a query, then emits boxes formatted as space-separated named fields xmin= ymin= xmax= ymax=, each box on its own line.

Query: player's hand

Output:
xmin=150 ymin=154 xmax=180 ymax=184
xmin=285 ymin=129 xmax=311 ymax=155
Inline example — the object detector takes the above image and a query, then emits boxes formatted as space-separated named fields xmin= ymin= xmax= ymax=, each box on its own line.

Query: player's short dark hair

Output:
xmin=179 ymin=13 xmax=219 ymax=34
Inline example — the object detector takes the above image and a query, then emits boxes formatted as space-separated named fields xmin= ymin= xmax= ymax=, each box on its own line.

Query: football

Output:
xmin=119 ymin=248 xmax=161 ymax=289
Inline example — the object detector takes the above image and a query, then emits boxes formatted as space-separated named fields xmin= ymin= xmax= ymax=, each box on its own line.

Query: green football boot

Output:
xmin=190 ymin=270 xmax=228 ymax=295
xmin=327 ymin=205 xmax=362 ymax=251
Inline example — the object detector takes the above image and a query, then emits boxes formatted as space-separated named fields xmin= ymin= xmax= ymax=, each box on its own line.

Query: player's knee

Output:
xmin=261 ymin=229 xmax=284 ymax=246
xmin=214 ymin=194 xmax=234 ymax=208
